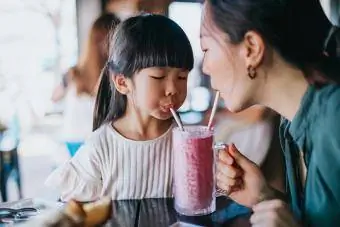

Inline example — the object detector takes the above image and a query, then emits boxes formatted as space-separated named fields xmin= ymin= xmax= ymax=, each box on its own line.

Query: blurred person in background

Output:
xmin=51 ymin=13 xmax=120 ymax=157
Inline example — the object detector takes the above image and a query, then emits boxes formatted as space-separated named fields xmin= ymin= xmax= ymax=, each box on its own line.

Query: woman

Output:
xmin=200 ymin=0 xmax=340 ymax=226
xmin=55 ymin=13 xmax=120 ymax=157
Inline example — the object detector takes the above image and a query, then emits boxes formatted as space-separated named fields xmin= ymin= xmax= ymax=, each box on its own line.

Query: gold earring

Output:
xmin=247 ymin=66 xmax=257 ymax=79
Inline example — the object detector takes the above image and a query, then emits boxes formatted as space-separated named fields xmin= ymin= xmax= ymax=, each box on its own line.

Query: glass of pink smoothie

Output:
xmin=172 ymin=126 xmax=215 ymax=216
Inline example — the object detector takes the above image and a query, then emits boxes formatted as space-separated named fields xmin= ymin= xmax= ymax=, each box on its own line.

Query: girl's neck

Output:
xmin=112 ymin=109 xmax=173 ymax=141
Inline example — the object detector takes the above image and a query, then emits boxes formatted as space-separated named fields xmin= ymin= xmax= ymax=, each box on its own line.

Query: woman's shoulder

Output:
xmin=315 ymin=84 xmax=340 ymax=117
xmin=315 ymin=83 xmax=340 ymax=101
xmin=309 ymin=84 xmax=340 ymax=140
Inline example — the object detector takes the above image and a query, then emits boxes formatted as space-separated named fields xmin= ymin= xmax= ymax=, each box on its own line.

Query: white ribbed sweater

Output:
xmin=45 ymin=123 xmax=174 ymax=201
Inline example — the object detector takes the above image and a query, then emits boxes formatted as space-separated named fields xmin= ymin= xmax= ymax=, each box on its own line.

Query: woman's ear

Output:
xmin=243 ymin=30 xmax=265 ymax=68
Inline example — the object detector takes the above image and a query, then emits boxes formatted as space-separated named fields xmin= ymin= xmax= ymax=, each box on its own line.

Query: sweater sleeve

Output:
xmin=45 ymin=140 xmax=103 ymax=202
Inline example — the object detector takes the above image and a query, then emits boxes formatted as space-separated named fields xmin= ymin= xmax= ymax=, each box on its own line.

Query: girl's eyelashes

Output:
xmin=151 ymin=76 xmax=187 ymax=80
xmin=150 ymin=76 xmax=165 ymax=80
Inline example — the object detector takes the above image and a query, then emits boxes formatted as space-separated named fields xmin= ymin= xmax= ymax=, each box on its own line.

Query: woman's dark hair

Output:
xmin=206 ymin=0 xmax=340 ymax=81
xmin=93 ymin=14 xmax=194 ymax=130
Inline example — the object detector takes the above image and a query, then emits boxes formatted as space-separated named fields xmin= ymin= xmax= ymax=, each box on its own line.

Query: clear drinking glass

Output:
xmin=172 ymin=126 xmax=216 ymax=216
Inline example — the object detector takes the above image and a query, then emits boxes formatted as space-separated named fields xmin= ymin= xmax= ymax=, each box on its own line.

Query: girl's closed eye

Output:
xmin=150 ymin=75 xmax=165 ymax=80
xmin=149 ymin=69 xmax=166 ymax=80
xmin=178 ymin=71 xmax=189 ymax=80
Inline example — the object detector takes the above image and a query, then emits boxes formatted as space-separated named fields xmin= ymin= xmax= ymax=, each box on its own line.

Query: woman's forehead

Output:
xmin=200 ymin=13 xmax=215 ymax=38
xmin=200 ymin=3 xmax=226 ymax=40
xmin=200 ymin=3 xmax=211 ymax=34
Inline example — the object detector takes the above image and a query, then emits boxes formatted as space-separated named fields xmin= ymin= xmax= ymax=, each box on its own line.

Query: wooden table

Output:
xmin=106 ymin=197 xmax=251 ymax=227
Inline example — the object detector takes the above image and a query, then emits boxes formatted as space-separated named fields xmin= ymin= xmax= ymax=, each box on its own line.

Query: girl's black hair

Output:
xmin=206 ymin=0 xmax=340 ymax=81
xmin=93 ymin=14 xmax=194 ymax=130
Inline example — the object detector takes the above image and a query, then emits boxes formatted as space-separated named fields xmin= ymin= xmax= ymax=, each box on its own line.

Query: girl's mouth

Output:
xmin=160 ymin=104 xmax=175 ymax=113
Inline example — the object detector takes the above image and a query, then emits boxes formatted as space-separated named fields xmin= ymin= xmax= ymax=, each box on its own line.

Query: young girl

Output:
xmin=45 ymin=14 xmax=194 ymax=202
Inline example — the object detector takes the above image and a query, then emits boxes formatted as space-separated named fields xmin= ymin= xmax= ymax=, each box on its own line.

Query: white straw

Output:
xmin=208 ymin=91 xmax=220 ymax=130
xmin=170 ymin=108 xmax=184 ymax=131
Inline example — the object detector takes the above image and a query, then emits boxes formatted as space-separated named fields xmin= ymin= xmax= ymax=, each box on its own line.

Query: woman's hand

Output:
xmin=250 ymin=200 xmax=301 ymax=227
xmin=216 ymin=144 xmax=274 ymax=207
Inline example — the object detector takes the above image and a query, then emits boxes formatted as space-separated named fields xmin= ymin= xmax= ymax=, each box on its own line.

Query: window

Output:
xmin=168 ymin=2 xmax=211 ymax=124
xmin=0 ymin=0 xmax=78 ymax=127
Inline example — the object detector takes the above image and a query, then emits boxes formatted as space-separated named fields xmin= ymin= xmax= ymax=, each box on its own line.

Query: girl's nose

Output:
xmin=165 ymin=80 xmax=178 ymax=96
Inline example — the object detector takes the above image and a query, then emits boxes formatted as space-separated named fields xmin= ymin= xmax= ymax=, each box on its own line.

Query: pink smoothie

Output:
xmin=173 ymin=126 xmax=215 ymax=215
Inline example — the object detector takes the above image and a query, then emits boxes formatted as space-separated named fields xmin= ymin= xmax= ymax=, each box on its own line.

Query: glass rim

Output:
xmin=172 ymin=125 xmax=214 ymax=138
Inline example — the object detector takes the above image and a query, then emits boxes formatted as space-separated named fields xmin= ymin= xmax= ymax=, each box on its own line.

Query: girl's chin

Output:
xmin=155 ymin=111 xmax=173 ymax=120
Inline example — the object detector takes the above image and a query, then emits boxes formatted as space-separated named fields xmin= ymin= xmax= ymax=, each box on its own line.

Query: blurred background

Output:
xmin=0 ymin=0 xmax=279 ymax=201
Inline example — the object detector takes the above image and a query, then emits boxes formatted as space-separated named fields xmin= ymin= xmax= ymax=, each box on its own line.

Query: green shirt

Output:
xmin=280 ymin=84 xmax=340 ymax=226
